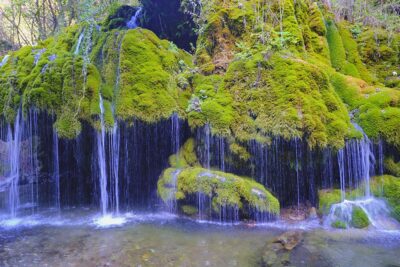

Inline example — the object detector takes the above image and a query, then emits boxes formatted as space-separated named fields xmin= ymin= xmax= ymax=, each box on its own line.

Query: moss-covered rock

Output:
xmin=351 ymin=207 xmax=370 ymax=228
xmin=158 ymin=166 xmax=280 ymax=217
xmin=331 ymin=220 xmax=347 ymax=229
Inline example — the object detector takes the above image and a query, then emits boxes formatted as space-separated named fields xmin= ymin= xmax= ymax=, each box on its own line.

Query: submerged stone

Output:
xmin=273 ymin=231 xmax=304 ymax=251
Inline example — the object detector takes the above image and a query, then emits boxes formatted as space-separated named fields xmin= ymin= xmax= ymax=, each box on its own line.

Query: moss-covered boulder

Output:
xmin=351 ymin=207 xmax=370 ymax=228
xmin=158 ymin=166 xmax=280 ymax=219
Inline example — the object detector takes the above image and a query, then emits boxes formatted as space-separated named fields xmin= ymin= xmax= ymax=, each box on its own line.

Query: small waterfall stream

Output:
xmin=53 ymin=129 xmax=60 ymax=211
xmin=326 ymin=122 xmax=397 ymax=229
xmin=7 ymin=108 xmax=23 ymax=217
xmin=0 ymin=54 xmax=10 ymax=68
xmin=74 ymin=31 xmax=85 ymax=55
xmin=97 ymin=94 xmax=109 ymax=216
xmin=127 ymin=7 xmax=142 ymax=29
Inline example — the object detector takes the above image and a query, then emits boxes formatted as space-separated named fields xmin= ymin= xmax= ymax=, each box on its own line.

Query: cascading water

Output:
xmin=33 ymin=49 xmax=46 ymax=66
xmin=53 ymin=130 xmax=60 ymax=211
xmin=294 ymin=138 xmax=300 ymax=210
xmin=377 ymin=139 xmax=384 ymax=175
xmin=126 ymin=7 xmax=142 ymax=29
xmin=0 ymin=54 xmax=10 ymax=68
xmin=6 ymin=108 xmax=23 ymax=217
xmin=326 ymin=123 xmax=398 ymax=229
xmin=97 ymin=94 xmax=109 ymax=216
xmin=27 ymin=110 xmax=39 ymax=213
xmin=198 ymin=123 xmax=211 ymax=220
xmin=338 ymin=149 xmax=346 ymax=201
xmin=167 ymin=113 xmax=180 ymax=213
xmin=74 ymin=31 xmax=85 ymax=55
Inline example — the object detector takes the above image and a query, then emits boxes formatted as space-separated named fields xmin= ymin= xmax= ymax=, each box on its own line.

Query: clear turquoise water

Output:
xmin=1 ymin=210 xmax=400 ymax=267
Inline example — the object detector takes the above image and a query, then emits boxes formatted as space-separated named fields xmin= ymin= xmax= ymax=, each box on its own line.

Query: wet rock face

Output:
xmin=140 ymin=0 xmax=197 ymax=51
xmin=104 ymin=5 xmax=140 ymax=30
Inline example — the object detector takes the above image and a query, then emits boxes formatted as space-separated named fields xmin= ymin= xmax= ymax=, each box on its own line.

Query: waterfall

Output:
xmin=218 ymin=137 xmax=225 ymax=172
xmin=7 ymin=108 xmax=23 ymax=217
xmin=97 ymin=94 xmax=108 ymax=216
xmin=204 ymin=123 xmax=211 ymax=169
xmin=110 ymin=124 xmax=120 ymax=214
xmin=338 ymin=149 xmax=346 ymax=201
xmin=326 ymin=198 xmax=399 ymax=230
xmin=351 ymin=123 xmax=375 ymax=197
xmin=0 ymin=55 xmax=10 ymax=68
xmin=294 ymin=138 xmax=300 ymax=210
xmin=167 ymin=113 xmax=180 ymax=213
xmin=53 ymin=130 xmax=60 ymax=211
xmin=74 ymin=31 xmax=85 ymax=55
xmin=377 ymin=139 xmax=384 ymax=175
xmin=171 ymin=113 xmax=180 ymax=155
xmin=28 ymin=110 xmax=39 ymax=213
xmin=167 ymin=169 xmax=181 ymax=213
xmin=326 ymin=123 xmax=395 ymax=229
xmin=198 ymin=123 xmax=211 ymax=220
xmin=34 ymin=49 xmax=46 ymax=66
xmin=127 ymin=7 xmax=142 ymax=29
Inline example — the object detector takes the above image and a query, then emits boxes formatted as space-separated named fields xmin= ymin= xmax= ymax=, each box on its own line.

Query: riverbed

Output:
xmin=1 ymin=210 xmax=400 ymax=267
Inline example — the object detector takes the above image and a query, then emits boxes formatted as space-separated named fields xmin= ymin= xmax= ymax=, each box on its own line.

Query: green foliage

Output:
xmin=351 ymin=207 xmax=370 ymax=228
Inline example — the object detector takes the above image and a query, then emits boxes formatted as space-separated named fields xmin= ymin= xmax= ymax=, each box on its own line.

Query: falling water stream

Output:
xmin=6 ymin=108 xmax=23 ymax=217
xmin=127 ymin=7 xmax=143 ymax=29
xmin=326 ymin=122 xmax=397 ymax=229
xmin=0 ymin=54 xmax=10 ymax=68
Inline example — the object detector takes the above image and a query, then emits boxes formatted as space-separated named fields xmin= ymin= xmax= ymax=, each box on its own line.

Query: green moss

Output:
xmin=351 ymin=207 xmax=370 ymax=228
xmin=326 ymin=20 xmax=347 ymax=72
xmin=337 ymin=22 xmax=372 ymax=82
xmin=332 ymin=220 xmax=347 ymax=229
xmin=222 ymin=53 xmax=352 ymax=149
xmin=357 ymin=29 xmax=399 ymax=86
xmin=54 ymin=109 xmax=82 ymax=139
xmin=118 ymin=29 xmax=191 ymax=122
xmin=169 ymin=138 xmax=199 ymax=168
xmin=318 ymin=189 xmax=342 ymax=215
xmin=308 ymin=2 xmax=326 ymax=36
